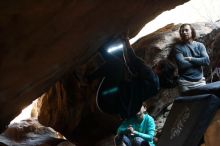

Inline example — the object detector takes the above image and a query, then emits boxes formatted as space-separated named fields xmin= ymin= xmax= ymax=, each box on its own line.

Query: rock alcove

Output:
xmin=1 ymin=0 xmax=220 ymax=145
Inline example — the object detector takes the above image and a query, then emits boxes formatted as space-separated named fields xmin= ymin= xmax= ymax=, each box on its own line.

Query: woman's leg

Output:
xmin=122 ymin=135 xmax=132 ymax=146
xmin=132 ymin=137 xmax=149 ymax=146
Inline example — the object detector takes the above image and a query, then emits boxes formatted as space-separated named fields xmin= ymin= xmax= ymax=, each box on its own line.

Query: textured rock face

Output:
xmin=0 ymin=0 xmax=190 ymax=132
xmin=133 ymin=22 xmax=220 ymax=65
xmin=211 ymin=30 xmax=220 ymax=67
xmin=3 ymin=1 xmax=220 ymax=146
xmin=203 ymin=109 xmax=220 ymax=146
xmin=0 ymin=118 xmax=75 ymax=146
xmin=1 ymin=7 xmax=220 ymax=144
xmin=36 ymin=22 xmax=220 ymax=145
xmin=36 ymin=73 xmax=121 ymax=145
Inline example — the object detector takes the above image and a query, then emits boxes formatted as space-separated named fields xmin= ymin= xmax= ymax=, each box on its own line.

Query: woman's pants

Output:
xmin=115 ymin=135 xmax=149 ymax=146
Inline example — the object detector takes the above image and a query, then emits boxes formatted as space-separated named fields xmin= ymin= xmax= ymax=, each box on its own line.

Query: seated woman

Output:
xmin=114 ymin=106 xmax=155 ymax=146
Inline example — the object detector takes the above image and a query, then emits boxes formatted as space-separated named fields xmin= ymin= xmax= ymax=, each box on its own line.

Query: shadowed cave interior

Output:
xmin=1 ymin=0 xmax=220 ymax=146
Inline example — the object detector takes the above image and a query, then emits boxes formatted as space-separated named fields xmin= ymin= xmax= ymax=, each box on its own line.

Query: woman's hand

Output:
xmin=127 ymin=125 xmax=135 ymax=135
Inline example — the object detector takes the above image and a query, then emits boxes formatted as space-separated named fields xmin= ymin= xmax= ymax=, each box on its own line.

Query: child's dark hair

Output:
xmin=155 ymin=59 xmax=178 ymax=88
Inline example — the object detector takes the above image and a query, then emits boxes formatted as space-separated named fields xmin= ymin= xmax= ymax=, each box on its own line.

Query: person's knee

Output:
xmin=122 ymin=135 xmax=132 ymax=146
xmin=133 ymin=137 xmax=149 ymax=146
xmin=114 ymin=135 xmax=132 ymax=146
xmin=114 ymin=134 xmax=123 ymax=146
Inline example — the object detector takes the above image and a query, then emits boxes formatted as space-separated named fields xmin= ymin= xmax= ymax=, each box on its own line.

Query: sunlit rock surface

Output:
xmin=133 ymin=22 xmax=220 ymax=65
xmin=0 ymin=118 xmax=75 ymax=146
xmin=133 ymin=22 xmax=220 ymax=118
